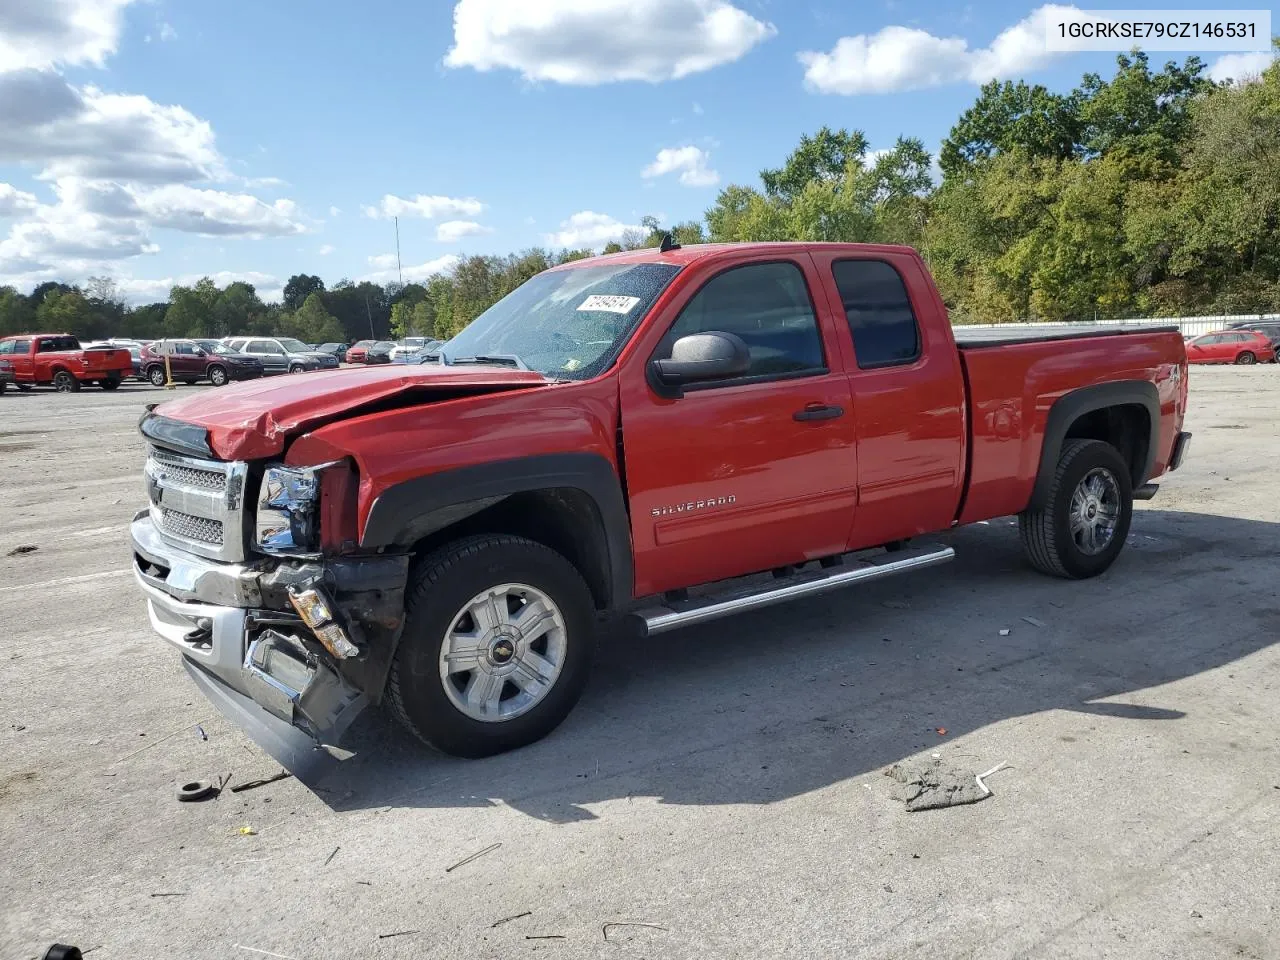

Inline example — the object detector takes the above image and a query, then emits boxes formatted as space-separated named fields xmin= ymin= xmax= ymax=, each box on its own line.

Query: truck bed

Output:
xmin=954 ymin=324 xmax=1181 ymax=348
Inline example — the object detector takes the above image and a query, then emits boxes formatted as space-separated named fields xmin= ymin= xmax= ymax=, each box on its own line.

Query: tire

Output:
xmin=0 ymin=380 xmax=6 ymax=394
xmin=1235 ymin=351 xmax=1256 ymax=365
xmin=16 ymin=383 xmax=31 ymax=392
xmin=387 ymin=534 xmax=596 ymax=758
xmin=289 ymin=363 xmax=305 ymax=374
xmin=1018 ymin=438 xmax=1133 ymax=579
xmin=52 ymin=370 xmax=80 ymax=393
xmin=147 ymin=365 xmax=167 ymax=387
xmin=207 ymin=364 xmax=229 ymax=387
xmin=99 ymin=377 xmax=120 ymax=391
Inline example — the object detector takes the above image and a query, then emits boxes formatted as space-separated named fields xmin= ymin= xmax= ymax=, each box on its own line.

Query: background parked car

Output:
xmin=345 ymin=339 xmax=375 ymax=364
xmin=365 ymin=340 xmax=397 ymax=364
xmin=141 ymin=339 xmax=267 ymax=386
xmin=389 ymin=337 xmax=440 ymax=363
xmin=315 ymin=342 xmax=348 ymax=362
xmin=1185 ymin=329 xmax=1276 ymax=365
xmin=1226 ymin=320 xmax=1280 ymax=351
xmin=222 ymin=336 xmax=341 ymax=374
xmin=0 ymin=333 xmax=132 ymax=391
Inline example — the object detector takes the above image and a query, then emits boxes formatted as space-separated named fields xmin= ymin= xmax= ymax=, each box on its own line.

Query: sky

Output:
xmin=0 ymin=0 xmax=1273 ymax=304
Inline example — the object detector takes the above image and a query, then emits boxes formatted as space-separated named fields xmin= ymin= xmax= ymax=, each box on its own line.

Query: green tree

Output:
xmin=282 ymin=274 xmax=324 ymax=312
xmin=36 ymin=289 xmax=92 ymax=336
xmin=284 ymin=293 xmax=344 ymax=344
xmin=212 ymin=282 xmax=265 ymax=336
xmin=0 ymin=286 xmax=35 ymax=336
xmin=164 ymin=277 xmax=219 ymax=337
xmin=760 ymin=126 xmax=869 ymax=201
xmin=940 ymin=80 xmax=1080 ymax=180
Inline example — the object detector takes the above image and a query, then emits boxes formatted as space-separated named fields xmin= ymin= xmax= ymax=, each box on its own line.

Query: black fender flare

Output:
xmin=361 ymin=452 xmax=633 ymax=608
xmin=1028 ymin=380 xmax=1160 ymax=511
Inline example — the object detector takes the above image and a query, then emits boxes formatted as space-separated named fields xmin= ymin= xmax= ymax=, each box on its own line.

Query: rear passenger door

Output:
xmin=618 ymin=255 xmax=858 ymax=596
xmin=246 ymin=339 xmax=285 ymax=372
xmin=809 ymin=252 xmax=966 ymax=550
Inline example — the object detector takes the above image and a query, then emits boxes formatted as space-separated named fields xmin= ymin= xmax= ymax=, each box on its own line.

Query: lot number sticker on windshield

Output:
xmin=578 ymin=295 xmax=641 ymax=314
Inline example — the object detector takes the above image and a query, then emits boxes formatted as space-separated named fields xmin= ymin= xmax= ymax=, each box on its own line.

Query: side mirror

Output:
xmin=651 ymin=332 xmax=750 ymax=389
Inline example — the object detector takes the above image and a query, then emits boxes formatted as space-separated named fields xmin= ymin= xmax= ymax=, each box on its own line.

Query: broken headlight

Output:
xmin=254 ymin=464 xmax=324 ymax=556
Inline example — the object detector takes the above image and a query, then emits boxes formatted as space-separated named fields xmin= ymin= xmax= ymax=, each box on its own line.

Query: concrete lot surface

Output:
xmin=1 ymin=369 xmax=1277 ymax=959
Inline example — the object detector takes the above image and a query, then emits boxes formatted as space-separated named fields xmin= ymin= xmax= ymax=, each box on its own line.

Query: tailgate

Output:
xmin=82 ymin=348 xmax=132 ymax=372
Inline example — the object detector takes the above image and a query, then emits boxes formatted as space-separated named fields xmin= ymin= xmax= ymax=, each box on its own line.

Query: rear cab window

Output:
xmin=0 ymin=340 xmax=13 ymax=355
xmin=830 ymin=260 xmax=921 ymax=369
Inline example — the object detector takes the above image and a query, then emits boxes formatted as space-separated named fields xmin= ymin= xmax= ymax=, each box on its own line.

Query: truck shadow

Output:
xmin=314 ymin=507 xmax=1278 ymax=822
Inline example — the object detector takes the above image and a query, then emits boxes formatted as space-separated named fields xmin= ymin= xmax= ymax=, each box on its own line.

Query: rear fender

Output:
xmin=1028 ymin=380 xmax=1159 ymax=510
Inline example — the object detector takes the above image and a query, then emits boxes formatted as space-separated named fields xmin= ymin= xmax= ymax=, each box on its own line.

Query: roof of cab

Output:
xmin=548 ymin=241 xmax=920 ymax=271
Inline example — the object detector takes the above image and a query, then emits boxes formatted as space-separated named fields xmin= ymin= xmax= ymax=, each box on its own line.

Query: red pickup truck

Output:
xmin=129 ymin=242 xmax=1190 ymax=763
xmin=0 ymin=333 xmax=133 ymax=391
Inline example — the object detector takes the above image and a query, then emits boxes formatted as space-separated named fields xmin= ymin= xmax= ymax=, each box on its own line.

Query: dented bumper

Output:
xmin=130 ymin=511 xmax=408 ymax=756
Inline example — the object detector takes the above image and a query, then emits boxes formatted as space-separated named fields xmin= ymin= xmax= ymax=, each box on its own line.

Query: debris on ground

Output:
xmin=323 ymin=846 xmax=340 ymax=866
xmin=233 ymin=946 xmax=299 ymax=960
xmin=445 ymin=841 xmax=501 ymax=873
xmin=175 ymin=780 xmax=218 ymax=802
xmin=999 ymin=628 xmax=1011 ymax=636
xmin=6 ymin=544 xmax=38 ymax=557
xmin=196 ymin=725 xmax=207 ymax=741
xmin=885 ymin=758 xmax=994 ymax=811
xmin=1022 ymin=616 xmax=1047 ymax=628
xmin=491 ymin=911 xmax=532 ymax=928
xmin=602 ymin=922 xmax=669 ymax=942
xmin=230 ymin=770 xmax=291 ymax=793
xmin=376 ymin=931 xmax=419 ymax=940
xmin=935 ymin=727 xmax=948 ymax=736
xmin=238 ymin=826 xmax=258 ymax=836
xmin=881 ymin=599 xmax=910 ymax=610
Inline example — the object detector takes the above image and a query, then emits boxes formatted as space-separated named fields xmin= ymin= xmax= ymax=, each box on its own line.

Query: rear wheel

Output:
xmin=1235 ymin=351 xmax=1256 ymax=365
xmin=208 ymin=364 xmax=229 ymax=386
xmin=1019 ymin=438 xmax=1132 ymax=579
xmin=147 ymin=365 xmax=167 ymax=387
xmin=387 ymin=534 xmax=596 ymax=758
xmin=52 ymin=370 xmax=80 ymax=393
xmin=289 ymin=363 xmax=305 ymax=374
xmin=99 ymin=377 xmax=120 ymax=391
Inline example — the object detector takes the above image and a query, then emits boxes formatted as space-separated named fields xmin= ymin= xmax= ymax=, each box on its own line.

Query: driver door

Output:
xmin=618 ymin=255 xmax=857 ymax=596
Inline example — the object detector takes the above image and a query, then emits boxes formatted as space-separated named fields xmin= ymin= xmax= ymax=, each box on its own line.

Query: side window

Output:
xmin=0 ymin=340 xmax=12 ymax=355
xmin=175 ymin=342 xmax=195 ymax=355
xmin=11 ymin=339 xmax=30 ymax=353
xmin=831 ymin=259 xmax=921 ymax=369
xmin=661 ymin=261 xmax=824 ymax=379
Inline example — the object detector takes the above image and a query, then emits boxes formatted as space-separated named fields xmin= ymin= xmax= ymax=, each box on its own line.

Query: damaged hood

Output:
xmin=145 ymin=364 xmax=549 ymax=460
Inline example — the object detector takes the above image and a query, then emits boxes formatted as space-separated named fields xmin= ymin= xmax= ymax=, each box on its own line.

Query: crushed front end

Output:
xmin=130 ymin=413 xmax=408 ymax=761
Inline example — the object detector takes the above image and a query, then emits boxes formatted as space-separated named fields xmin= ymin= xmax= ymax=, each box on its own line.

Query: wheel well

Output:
xmin=1063 ymin=403 xmax=1149 ymax=485
xmin=409 ymin=488 xmax=613 ymax=610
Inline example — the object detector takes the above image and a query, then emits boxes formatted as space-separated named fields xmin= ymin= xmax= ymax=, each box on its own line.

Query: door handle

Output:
xmin=793 ymin=403 xmax=845 ymax=422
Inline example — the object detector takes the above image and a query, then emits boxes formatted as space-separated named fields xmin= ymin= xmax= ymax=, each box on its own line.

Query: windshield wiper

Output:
xmin=449 ymin=353 xmax=530 ymax=370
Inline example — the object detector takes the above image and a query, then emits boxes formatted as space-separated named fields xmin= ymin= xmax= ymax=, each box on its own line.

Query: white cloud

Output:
xmin=127 ymin=184 xmax=307 ymax=237
xmin=642 ymin=145 xmax=719 ymax=187
xmin=367 ymin=253 xmax=399 ymax=269
xmin=242 ymin=175 xmax=287 ymax=189
xmin=545 ymin=211 xmax=641 ymax=248
xmin=436 ymin=220 xmax=493 ymax=242
xmin=0 ymin=183 xmax=39 ymax=217
xmin=364 ymin=193 xmax=485 ymax=220
xmin=329 ymin=205 xmax=341 ymax=217
xmin=799 ymin=4 xmax=1077 ymax=95
xmin=159 ymin=22 xmax=177 ymax=42
xmin=444 ymin=0 xmax=775 ymax=85
xmin=318 ymin=244 xmax=335 ymax=255
xmin=360 ymin=254 xmax=460 ymax=285
xmin=114 ymin=271 xmax=283 ymax=304
xmin=1208 ymin=51 xmax=1276 ymax=84
xmin=0 ymin=0 xmax=139 ymax=74
xmin=0 ymin=71 xmax=225 ymax=183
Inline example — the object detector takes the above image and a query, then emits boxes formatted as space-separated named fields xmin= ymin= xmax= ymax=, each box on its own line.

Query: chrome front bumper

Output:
xmin=131 ymin=512 xmax=367 ymax=758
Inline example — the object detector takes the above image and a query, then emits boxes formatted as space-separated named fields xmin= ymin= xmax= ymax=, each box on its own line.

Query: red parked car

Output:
xmin=0 ymin=333 xmax=132 ymax=391
xmin=345 ymin=340 xmax=375 ymax=364
xmin=130 ymin=241 xmax=1190 ymax=761
xmin=140 ymin=339 xmax=266 ymax=386
xmin=1185 ymin=329 xmax=1275 ymax=365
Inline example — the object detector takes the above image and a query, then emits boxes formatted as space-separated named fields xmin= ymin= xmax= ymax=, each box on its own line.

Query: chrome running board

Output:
xmin=631 ymin=544 xmax=955 ymax=637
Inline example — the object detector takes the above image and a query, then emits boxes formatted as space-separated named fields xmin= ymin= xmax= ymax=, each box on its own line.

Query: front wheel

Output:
xmin=207 ymin=364 xmax=229 ymax=386
xmin=1235 ymin=351 xmax=1256 ymax=365
xmin=1018 ymin=438 xmax=1133 ymax=579
xmin=147 ymin=365 xmax=167 ymax=387
xmin=387 ymin=534 xmax=596 ymax=758
xmin=52 ymin=370 xmax=80 ymax=393
xmin=289 ymin=363 xmax=305 ymax=374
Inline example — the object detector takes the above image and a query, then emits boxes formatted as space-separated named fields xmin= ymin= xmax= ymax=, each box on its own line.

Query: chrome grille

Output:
xmin=144 ymin=446 xmax=249 ymax=562
xmin=161 ymin=509 xmax=224 ymax=545
xmin=150 ymin=452 xmax=227 ymax=492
